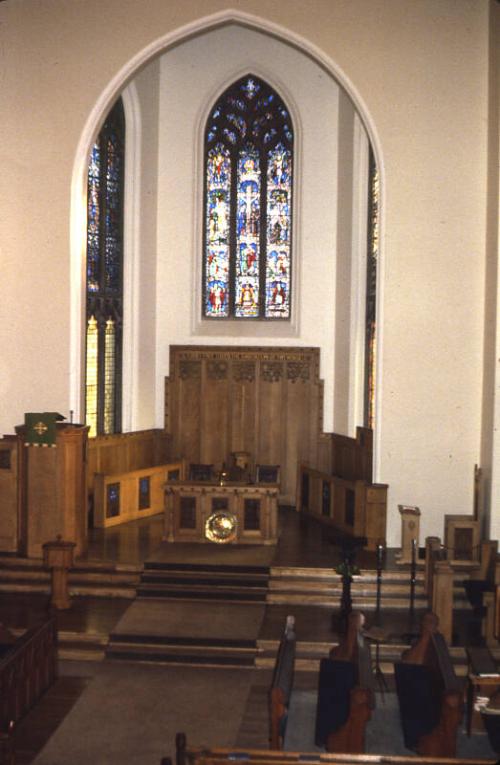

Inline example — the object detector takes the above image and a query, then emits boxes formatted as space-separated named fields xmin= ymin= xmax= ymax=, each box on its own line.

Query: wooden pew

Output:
xmin=171 ymin=732 xmax=496 ymax=765
xmin=315 ymin=612 xmax=374 ymax=754
xmin=0 ymin=616 xmax=57 ymax=736
xmin=0 ymin=721 xmax=14 ymax=765
xmin=269 ymin=616 xmax=296 ymax=750
xmin=394 ymin=611 xmax=463 ymax=759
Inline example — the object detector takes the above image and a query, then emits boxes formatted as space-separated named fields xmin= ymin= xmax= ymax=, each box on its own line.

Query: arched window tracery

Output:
xmin=203 ymin=75 xmax=293 ymax=320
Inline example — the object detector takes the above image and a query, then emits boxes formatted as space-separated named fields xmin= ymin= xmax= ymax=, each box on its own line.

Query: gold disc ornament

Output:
xmin=205 ymin=511 xmax=238 ymax=544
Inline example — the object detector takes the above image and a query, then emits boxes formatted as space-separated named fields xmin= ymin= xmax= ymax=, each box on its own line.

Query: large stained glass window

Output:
xmin=364 ymin=148 xmax=378 ymax=430
xmin=85 ymin=98 xmax=125 ymax=437
xmin=203 ymin=75 xmax=293 ymax=319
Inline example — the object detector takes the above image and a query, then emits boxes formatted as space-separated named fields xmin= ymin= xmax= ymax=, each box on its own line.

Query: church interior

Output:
xmin=1 ymin=0 xmax=499 ymax=763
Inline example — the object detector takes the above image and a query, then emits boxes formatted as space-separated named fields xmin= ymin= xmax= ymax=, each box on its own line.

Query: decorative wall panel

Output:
xmin=165 ymin=346 xmax=331 ymax=502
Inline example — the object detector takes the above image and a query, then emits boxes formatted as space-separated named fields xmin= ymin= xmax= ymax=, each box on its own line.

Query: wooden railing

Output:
xmin=297 ymin=464 xmax=387 ymax=550
xmin=0 ymin=616 xmax=57 ymax=734
xmin=94 ymin=460 xmax=186 ymax=528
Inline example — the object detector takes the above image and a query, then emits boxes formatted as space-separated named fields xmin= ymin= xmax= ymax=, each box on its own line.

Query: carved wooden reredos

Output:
xmin=164 ymin=346 xmax=332 ymax=503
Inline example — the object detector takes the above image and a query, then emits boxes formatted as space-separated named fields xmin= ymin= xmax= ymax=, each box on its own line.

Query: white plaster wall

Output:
xmin=124 ymin=61 xmax=160 ymax=432
xmin=0 ymin=0 xmax=492 ymax=546
xmin=155 ymin=25 xmax=340 ymax=431
xmin=484 ymin=0 xmax=500 ymax=540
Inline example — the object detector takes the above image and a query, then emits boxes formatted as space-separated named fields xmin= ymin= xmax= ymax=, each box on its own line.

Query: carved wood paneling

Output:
xmin=165 ymin=346 xmax=328 ymax=502
xmin=87 ymin=429 xmax=170 ymax=494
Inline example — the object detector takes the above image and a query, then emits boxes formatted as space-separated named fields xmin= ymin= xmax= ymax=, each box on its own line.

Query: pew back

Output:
xmin=395 ymin=616 xmax=463 ymax=758
xmin=316 ymin=612 xmax=375 ymax=754
xmin=269 ymin=620 xmax=296 ymax=749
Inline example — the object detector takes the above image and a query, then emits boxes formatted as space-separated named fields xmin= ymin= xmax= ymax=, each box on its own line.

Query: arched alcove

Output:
xmin=70 ymin=9 xmax=383 ymax=473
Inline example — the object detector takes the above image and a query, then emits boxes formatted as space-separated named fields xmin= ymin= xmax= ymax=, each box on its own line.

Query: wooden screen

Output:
xmin=165 ymin=346 xmax=331 ymax=502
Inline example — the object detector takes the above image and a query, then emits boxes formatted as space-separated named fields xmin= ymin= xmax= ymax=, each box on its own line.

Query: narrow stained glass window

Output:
xmin=85 ymin=316 xmax=98 ymax=437
xmin=85 ymin=97 xmax=125 ymax=436
xmin=364 ymin=148 xmax=378 ymax=430
xmin=203 ymin=75 xmax=293 ymax=319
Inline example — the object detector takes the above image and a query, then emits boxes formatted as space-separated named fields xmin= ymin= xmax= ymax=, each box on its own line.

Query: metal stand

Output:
xmin=331 ymin=535 xmax=366 ymax=635
xmin=364 ymin=626 xmax=390 ymax=699
xmin=402 ymin=538 xmax=419 ymax=643
xmin=374 ymin=543 xmax=385 ymax=626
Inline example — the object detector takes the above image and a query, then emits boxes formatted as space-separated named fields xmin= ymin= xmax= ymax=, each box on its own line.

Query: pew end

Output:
xmin=269 ymin=617 xmax=296 ymax=749
xmin=316 ymin=611 xmax=375 ymax=754
xmin=394 ymin=611 xmax=464 ymax=758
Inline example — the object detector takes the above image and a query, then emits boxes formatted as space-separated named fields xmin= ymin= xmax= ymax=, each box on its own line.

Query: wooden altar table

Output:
xmin=163 ymin=481 xmax=278 ymax=545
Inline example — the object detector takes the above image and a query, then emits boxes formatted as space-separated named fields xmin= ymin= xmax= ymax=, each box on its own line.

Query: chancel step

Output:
xmin=57 ymin=630 xmax=109 ymax=661
xmin=0 ymin=555 xmax=140 ymax=598
xmin=267 ymin=566 xmax=470 ymax=609
xmin=106 ymin=632 xmax=258 ymax=667
xmin=137 ymin=561 xmax=270 ymax=603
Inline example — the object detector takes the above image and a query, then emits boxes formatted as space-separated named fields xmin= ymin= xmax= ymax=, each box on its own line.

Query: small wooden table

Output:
xmin=467 ymin=646 xmax=500 ymax=735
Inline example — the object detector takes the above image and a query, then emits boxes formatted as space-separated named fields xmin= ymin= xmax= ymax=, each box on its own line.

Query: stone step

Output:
xmin=270 ymin=566 xmax=427 ymax=582
xmin=107 ymin=634 xmax=257 ymax=667
xmin=0 ymin=567 xmax=138 ymax=586
xmin=57 ymin=630 xmax=108 ymax=661
xmin=140 ymin=571 xmax=269 ymax=587
xmin=266 ymin=592 xmax=429 ymax=609
xmin=268 ymin=579 xmax=427 ymax=595
xmin=143 ymin=561 xmax=270 ymax=574
xmin=0 ymin=555 xmax=140 ymax=598
xmin=137 ymin=584 xmax=268 ymax=603
xmin=138 ymin=562 xmax=269 ymax=603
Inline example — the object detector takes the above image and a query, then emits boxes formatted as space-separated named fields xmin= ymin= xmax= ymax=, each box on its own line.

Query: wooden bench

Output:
xmin=394 ymin=611 xmax=463 ymax=758
xmin=315 ymin=612 xmax=374 ymax=753
xmin=168 ymin=732 xmax=496 ymax=765
xmin=269 ymin=617 xmax=296 ymax=750
xmin=0 ymin=616 xmax=57 ymax=735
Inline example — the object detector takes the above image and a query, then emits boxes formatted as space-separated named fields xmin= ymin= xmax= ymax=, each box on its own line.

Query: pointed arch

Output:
xmin=69 ymin=9 xmax=384 ymax=476
xmin=203 ymin=74 xmax=293 ymax=320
